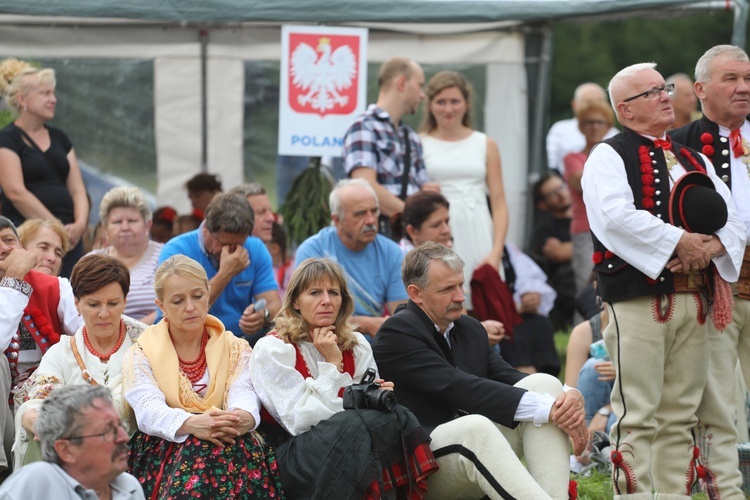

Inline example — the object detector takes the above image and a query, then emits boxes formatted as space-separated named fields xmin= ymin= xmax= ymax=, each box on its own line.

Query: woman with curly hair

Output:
xmin=250 ymin=258 xmax=438 ymax=499
xmin=0 ymin=58 xmax=88 ymax=278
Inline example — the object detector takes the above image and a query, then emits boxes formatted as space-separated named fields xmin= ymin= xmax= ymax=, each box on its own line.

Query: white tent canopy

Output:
xmin=0 ymin=0 xmax=745 ymax=244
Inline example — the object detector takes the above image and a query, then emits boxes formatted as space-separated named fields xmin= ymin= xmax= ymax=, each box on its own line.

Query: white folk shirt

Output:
xmin=581 ymin=135 xmax=745 ymax=282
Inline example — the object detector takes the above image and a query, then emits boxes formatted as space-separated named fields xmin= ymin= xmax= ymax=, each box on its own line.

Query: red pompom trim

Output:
xmin=702 ymin=145 xmax=714 ymax=157
xmin=643 ymin=198 xmax=655 ymax=209
xmin=604 ymin=251 xmax=614 ymax=259
xmin=592 ymin=252 xmax=603 ymax=265
xmin=700 ymin=132 xmax=713 ymax=145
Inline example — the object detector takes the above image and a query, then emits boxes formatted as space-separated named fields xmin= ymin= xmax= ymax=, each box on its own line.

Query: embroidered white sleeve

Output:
xmin=226 ymin=345 xmax=261 ymax=429
xmin=0 ymin=286 xmax=28 ymax=351
xmin=57 ymin=278 xmax=84 ymax=336
xmin=123 ymin=346 xmax=192 ymax=443
xmin=249 ymin=335 xmax=355 ymax=436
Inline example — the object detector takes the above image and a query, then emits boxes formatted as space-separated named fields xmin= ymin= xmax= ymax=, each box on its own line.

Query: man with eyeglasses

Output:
xmin=671 ymin=45 xmax=750 ymax=499
xmin=582 ymin=62 xmax=745 ymax=499
xmin=158 ymin=192 xmax=280 ymax=340
xmin=0 ymin=384 xmax=144 ymax=499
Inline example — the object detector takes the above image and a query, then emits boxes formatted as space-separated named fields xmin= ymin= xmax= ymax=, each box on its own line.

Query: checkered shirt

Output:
xmin=342 ymin=104 xmax=428 ymax=198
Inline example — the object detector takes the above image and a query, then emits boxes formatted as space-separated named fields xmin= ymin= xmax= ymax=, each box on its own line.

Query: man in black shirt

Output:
xmin=531 ymin=173 xmax=576 ymax=330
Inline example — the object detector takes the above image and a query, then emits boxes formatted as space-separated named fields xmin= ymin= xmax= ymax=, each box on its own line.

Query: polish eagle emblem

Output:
xmin=290 ymin=37 xmax=357 ymax=116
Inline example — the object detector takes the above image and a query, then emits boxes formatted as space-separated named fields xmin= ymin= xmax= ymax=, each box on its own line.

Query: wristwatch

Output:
xmin=598 ymin=407 xmax=611 ymax=417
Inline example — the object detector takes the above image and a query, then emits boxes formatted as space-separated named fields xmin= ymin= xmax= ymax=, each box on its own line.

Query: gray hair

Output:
xmin=0 ymin=216 xmax=19 ymax=240
xmin=227 ymin=183 xmax=266 ymax=199
xmin=608 ymin=62 xmax=657 ymax=110
xmin=36 ymin=385 xmax=114 ymax=465
xmin=99 ymin=186 xmax=152 ymax=225
xmin=695 ymin=45 xmax=749 ymax=83
xmin=329 ymin=178 xmax=378 ymax=219
xmin=204 ymin=192 xmax=254 ymax=235
xmin=402 ymin=241 xmax=464 ymax=290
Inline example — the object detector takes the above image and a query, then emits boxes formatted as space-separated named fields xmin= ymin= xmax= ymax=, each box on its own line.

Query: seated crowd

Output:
xmin=0 ymin=174 xmax=588 ymax=500
xmin=4 ymin=49 xmax=748 ymax=500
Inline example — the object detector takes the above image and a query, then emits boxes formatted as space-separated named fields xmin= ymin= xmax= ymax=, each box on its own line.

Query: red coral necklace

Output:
xmin=175 ymin=328 xmax=209 ymax=384
xmin=83 ymin=320 xmax=126 ymax=362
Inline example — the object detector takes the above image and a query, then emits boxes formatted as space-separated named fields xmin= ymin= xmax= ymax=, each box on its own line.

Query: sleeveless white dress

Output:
xmin=422 ymin=131 xmax=493 ymax=309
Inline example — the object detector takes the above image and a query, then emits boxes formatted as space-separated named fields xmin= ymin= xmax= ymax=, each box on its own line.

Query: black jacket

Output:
xmin=373 ymin=301 xmax=527 ymax=433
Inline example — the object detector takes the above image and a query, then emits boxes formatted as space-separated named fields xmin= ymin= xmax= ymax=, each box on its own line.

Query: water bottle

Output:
xmin=589 ymin=339 xmax=610 ymax=360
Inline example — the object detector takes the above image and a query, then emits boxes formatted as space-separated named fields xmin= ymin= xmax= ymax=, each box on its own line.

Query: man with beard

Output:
xmin=0 ymin=385 xmax=143 ymax=499
xmin=343 ymin=57 xmax=437 ymax=235
xmin=583 ymin=62 xmax=744 ymax=498
xmin=670 ymin=45 xmax=750 ymax=499
xmin=294 ymin=179 xmax=407 ymax=338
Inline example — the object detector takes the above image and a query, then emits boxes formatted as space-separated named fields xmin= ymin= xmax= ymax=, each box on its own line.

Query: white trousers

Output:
xmin=425 ymin=373 xmax=570 ymax=500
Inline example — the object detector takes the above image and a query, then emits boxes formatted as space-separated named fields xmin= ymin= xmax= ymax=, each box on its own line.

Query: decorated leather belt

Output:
xmin=673 ymin=271 xmax=706 ymax=293
xmin=733 ymin=246 xmax=750 ymax=300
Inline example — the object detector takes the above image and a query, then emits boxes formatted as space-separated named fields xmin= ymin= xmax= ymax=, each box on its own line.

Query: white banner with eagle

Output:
xmin=278 ymin=25 xmax=368 ymax=156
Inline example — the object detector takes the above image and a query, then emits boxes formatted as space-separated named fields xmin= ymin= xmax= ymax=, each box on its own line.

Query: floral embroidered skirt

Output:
xmin=128 ymin=431 xmax=285 ymax=499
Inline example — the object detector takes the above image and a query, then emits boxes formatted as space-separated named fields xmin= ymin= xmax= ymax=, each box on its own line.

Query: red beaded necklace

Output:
xmin=176 ymin=328 xmax=209 ymax=384
xmin=82 ymin=320 xmax=126 ymax=362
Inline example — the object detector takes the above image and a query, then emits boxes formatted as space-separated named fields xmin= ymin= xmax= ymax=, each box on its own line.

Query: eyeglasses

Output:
xmin=623 ymin=83 xmax=675 ymax=103
xmin=582 ymin=120 xmax=608 ymax=127
xmin=63 ymin=421 xmax=127 ymax=442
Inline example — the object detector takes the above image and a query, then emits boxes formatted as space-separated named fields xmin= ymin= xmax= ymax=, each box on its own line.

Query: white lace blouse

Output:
xmin=249 ymin=332 xmax=378 ymax=436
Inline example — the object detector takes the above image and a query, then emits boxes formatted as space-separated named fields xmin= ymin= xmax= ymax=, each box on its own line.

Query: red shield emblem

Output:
xmin=288 ymin=34 xmax=360 ymax=117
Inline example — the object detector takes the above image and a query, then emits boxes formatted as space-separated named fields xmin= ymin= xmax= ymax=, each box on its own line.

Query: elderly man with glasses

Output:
xmin=582 ymin=62 xmax=745 ymax=499
xmin=0 ymin=385 xmax=144 ymax=499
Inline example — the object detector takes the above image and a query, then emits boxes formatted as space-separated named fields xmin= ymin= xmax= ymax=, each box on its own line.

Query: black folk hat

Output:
xmin=668 ymin=171 xmax=727 ymax=234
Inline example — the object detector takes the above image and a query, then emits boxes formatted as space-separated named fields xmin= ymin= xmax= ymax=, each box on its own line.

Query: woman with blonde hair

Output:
xmin=124 ymin=255 xmax=283 ymax=499
xmin=563 ymin=101 xmax=616 ymax=297
xmin=90 ymin=186 xmax=162 ymax=324
xmin=420 ymin=70 xmax=508 ymax=311
xmin=250 ymin=257 xmax=438 ymax=499
xmin=17 ymin=218 xmax=70 ymax=276
xmin=0 ymin=58 xmax=88 ymax=278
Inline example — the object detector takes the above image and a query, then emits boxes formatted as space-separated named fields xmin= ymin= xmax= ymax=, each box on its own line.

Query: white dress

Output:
xmin=422 ymin=131 xmax=492 ymax=309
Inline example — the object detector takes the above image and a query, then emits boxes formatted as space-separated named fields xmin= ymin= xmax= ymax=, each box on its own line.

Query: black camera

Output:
xmin=343 ymin=368 xmax=397 ymax=412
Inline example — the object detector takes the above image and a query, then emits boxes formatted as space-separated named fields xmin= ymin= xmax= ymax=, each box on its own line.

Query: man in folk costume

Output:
xmin=0 ymin=216 xmax=80 ymax=472
xmin=670 ymin=45 xmax=750 ymax=499
xmin=582 ymin=63 xmax=746 ymax=499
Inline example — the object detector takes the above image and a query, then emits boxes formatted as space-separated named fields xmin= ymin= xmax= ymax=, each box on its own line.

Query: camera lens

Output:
xmin=367 ymin=388 xmax=397 ymax=411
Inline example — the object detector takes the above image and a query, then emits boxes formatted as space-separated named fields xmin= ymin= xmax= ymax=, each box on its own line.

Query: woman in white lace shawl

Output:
xmin=123 ymin=255 xmax=283 ymax=499
xmin=14 ymin=254 xmax=146 ymax=468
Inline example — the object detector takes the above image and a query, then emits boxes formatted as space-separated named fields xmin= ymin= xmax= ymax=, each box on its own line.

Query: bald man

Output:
xmin=582 ymin=62 xmax=745 ymax=499
xmin=546 ymin=82 xmax=619 ymax=174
